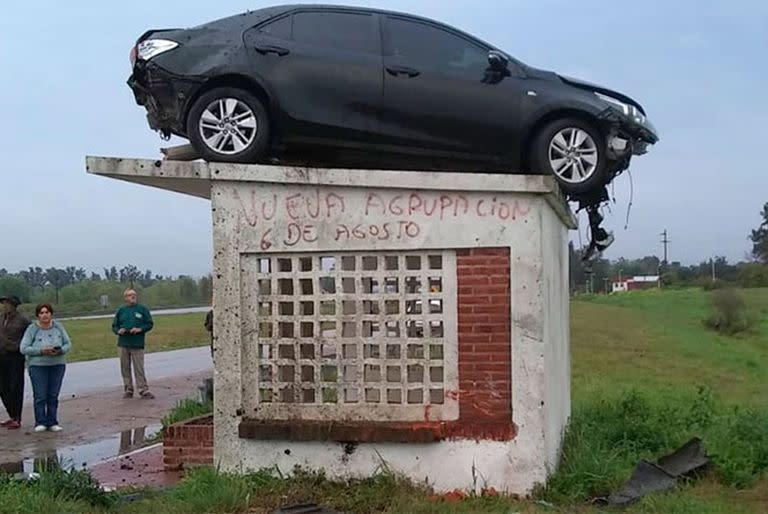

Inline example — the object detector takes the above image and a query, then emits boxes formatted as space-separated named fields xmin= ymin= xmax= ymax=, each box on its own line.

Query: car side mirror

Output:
xmin=488 ymin=51 xmax=509 ymax=72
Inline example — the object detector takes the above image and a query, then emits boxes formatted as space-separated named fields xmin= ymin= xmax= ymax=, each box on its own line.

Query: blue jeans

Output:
xmin=28 ymin=365 xmax=66 ymax=427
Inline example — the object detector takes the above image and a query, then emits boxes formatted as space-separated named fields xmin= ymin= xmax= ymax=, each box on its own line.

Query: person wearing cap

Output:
xmin=0 ymin=295 xmax=31 ymax=429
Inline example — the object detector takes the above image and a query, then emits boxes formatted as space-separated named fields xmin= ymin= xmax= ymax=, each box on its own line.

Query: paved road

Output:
xmin=23 ymin=346 xmax=213 ymax=400
xmin=60 ymin=306 xmax=210 ymax=321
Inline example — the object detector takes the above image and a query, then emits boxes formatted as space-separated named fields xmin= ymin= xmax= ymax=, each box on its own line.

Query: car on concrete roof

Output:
xmin=127 ymin=4 xmax=658 ymax=196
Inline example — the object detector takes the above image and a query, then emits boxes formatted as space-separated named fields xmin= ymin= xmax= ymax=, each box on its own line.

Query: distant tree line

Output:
xmin=570 ymin=201 xmax=768 ymax=294
xmin=0 ymin=265 xmax=211 ymax=316
xmin=568 ymin=246 xmax=768 ymax=295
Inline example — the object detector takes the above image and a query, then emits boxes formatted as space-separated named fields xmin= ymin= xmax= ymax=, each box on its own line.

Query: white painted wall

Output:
xmin=540 ymin=204 xmax=572 ymax=472
xmin=210 ymin=175 xmax=572 ymax=495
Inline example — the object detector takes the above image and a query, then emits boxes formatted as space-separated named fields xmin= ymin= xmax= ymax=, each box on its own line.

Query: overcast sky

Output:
xmin=0 ymin=1 xmax=765 ymax=277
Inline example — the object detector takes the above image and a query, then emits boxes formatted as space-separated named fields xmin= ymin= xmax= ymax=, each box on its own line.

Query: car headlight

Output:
xmin=595 ymin=92 xmax=645 ymax=124
xmin=137 ymin=39 xmax=179 ymax=61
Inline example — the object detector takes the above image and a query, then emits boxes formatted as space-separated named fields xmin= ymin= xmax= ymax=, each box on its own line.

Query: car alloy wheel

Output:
xmin=198 ymin=98 xmax=258 ymax=155
xmin=548 ymin=127 xmax=599 ymax=184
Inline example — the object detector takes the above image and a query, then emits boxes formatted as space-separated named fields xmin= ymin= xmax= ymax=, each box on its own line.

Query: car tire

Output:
xmin=531 ymin=118 xmax=608 ymax=195
xmin=186 ymin=87 xmax=269 ymax=163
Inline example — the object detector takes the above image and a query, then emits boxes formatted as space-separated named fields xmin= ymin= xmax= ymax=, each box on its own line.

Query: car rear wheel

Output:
xmin=531 ymin=118 xmax=608 ymax=195
xmin=187 ymin=87 xmax=269 ymax=163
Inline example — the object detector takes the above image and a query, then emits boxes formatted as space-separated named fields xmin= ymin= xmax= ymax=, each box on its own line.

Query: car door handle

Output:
xmin=255 ymin=44 xmax=290 ymax=56
xmin=386 ymin=66 xmax=420 ymax=78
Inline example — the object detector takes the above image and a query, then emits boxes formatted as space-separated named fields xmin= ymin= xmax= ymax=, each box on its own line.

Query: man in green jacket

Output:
xmin=112 ymin=289 xmax=154 ymax=399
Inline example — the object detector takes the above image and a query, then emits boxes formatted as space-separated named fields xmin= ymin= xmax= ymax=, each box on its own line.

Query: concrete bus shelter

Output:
xmin=86 ymin=156 xmax=575 ymax=495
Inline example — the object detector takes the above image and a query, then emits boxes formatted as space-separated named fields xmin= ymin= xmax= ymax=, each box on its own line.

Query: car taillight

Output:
xmin=136 ymin=39 xmax=179 ymax=61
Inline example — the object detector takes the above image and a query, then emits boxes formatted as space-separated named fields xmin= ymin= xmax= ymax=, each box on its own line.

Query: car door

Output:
xmin=379 ymin=16 xmax=523 ymax=159
xmin=244 ymin=10 xmax=383 ymax=144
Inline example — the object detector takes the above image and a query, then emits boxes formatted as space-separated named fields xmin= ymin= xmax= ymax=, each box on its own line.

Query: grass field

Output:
xmin=572 ymin=287 xmax=768 ymax=405
xmin=4 ymin=287 xmax=766 ymax=513
xmin=62 ymin=312 xmax=209 ymax=362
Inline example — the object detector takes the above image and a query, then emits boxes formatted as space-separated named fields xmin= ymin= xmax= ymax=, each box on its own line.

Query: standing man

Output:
xmin=112 ymin=289 xmax=154 ymax=399
xmin=0 ymin=295 xmax=30 ymax=429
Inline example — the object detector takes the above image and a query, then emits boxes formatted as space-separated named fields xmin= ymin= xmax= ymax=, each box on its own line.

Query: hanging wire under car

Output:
xmin=624 ymin=169 xmax=634 ymax=230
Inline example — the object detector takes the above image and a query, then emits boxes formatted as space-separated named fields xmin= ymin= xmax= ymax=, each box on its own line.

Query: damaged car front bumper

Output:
xmin=127 ymin=61 xmax=203 ymax=138
xmin=600 ymin=107 xmax=658 ymax=155
xmin=595 ymin=88 xmax=659 ymax=160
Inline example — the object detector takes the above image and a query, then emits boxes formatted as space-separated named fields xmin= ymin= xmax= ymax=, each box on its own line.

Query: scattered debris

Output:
xmin=569 ymin=185 xmax=616 ymax=265
xmin=160 ymin=144 xmax=201 ymax=161
xmin=596 ymin=438 xmax=710 ymax=507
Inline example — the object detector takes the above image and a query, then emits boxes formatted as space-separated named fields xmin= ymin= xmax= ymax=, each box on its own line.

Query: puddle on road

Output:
xmin=0 ymin=424 xmax=162 ymax=475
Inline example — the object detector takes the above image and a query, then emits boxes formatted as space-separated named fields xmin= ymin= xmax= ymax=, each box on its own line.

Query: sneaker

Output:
xmin=0 ymin=419 xmax=13 ymax=427
xmin=6 ymin=420 xmax=21 ymax=430
xmin=123 ymin=392 xmax=133 ymax=399
xmin=33 ymin=425 xmax=47 ymax=433
xmin=139 ymin=391 xmax=155 ymax=399
xmin=49 ymin=425 xmax=63 ymax=432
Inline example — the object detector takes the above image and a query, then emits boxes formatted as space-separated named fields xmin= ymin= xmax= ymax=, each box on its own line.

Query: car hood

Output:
xmin=557 ymin=74 xmax=646 ymax=115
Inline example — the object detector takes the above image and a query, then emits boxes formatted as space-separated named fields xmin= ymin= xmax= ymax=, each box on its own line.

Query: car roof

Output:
xmin=226 ymin=4 xmax=501 ymax=51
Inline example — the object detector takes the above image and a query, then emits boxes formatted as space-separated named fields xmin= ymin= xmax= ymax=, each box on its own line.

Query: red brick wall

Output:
xmin=163 ymin=415 xmax=214 ymax=471
xmin=452 ymin=247 xmax=513 ymax=436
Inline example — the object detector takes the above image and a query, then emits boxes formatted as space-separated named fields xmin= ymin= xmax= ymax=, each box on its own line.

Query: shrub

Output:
xmin=704 ymin=288 xmax=753 ymax=335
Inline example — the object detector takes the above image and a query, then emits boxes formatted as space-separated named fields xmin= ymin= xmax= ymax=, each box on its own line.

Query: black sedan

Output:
xmin=128 ymin=4 xmax=658 ymax=195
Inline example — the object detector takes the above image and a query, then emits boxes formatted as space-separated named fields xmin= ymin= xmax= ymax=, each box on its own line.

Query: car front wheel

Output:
xmin=531 ymin=118 xmax=608 ymax=195
xmin=186 ymin=87 xmax=269 ymax=163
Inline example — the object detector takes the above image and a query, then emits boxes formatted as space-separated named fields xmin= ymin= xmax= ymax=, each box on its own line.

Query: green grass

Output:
xmin=62 ymin=312 xmax=209 ymax=362
xmin=0 ymin=464 xmax=116 ymax=514
xmin=6 ymin=287 xmax=765 ymax=513
xmin=161 ymin=398 xmax=212 ymax=429
xmin=539 ymin=387 xmax=768 ymax=502
xmin=571 ymin=288 xmax=768 ymax=405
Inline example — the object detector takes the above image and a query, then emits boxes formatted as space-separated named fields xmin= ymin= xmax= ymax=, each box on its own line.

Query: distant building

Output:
xmin=612 ymin=275 xmax=660 ymax=293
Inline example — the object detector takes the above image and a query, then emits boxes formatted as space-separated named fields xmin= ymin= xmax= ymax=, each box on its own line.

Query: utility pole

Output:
xmin=711 ymin=257 xmax=716 ymax=282
xmin=660 ymin=229 xmax=671 ymax=265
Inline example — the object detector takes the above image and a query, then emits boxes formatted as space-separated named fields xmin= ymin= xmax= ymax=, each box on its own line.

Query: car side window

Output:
xmin=258 ymin=15 xmax=292 ymax=39
xmin=384 ymin=17 xmax=488 ymax=77
xmin=292 ymin=11 xmax=377 ymax=53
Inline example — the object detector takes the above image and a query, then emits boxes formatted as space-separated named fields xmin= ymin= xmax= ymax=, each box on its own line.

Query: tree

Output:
xmin=104 ymin=266 xmax=119 ymax=282
xmin=138 ymin=269 xmax=156 ymax=288
xmin=72 ymin=267 xmax=87 ymax=283
xmin=178 ymin=275 xmax=198 ymax=303
xmin=750 ymin=202 xmax=768 ymax=263
xmin=119 ymin=265 xmax=142 ymax=288
xmin=45 ymin=267 xmax=73 ymax=304
xmin=568 ymin=242 xmax=586 ymax=295
xmin=739 ymin=262 xmax=768 ymax=288
xmin=19 ymin=267 xmax=46 ymax=288
xmin=0 ymin=276 xmax=31 ymax=302
xmin=199 ymin=275 xmax=213 ymax=303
